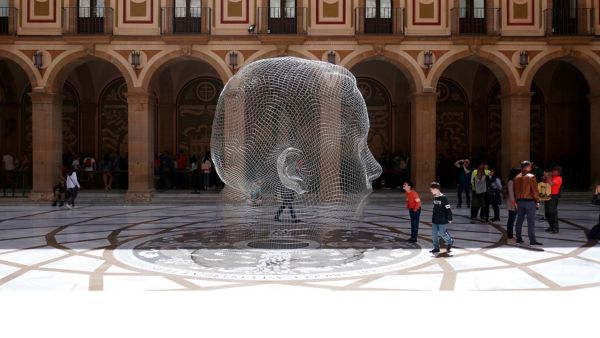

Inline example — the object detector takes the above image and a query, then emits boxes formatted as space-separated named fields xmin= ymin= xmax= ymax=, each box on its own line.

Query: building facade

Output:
xmin=0 ymin=0 xmax=598 ymax=200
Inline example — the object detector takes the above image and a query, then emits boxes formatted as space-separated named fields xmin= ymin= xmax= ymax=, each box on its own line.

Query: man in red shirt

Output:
xmin=403 ymin=181 xmax=421 ymax=243
xmin=544 ymin=166 xmax=563 ymax=234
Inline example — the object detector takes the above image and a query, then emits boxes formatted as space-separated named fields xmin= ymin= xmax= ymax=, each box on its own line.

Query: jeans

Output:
xmin=409 ymin=208 xmax=421 ymax=239
xmin=67 ymin=188 xmax=77 ymax=206
xmin=506 ymin=209 xmax=517 ymax=238
xmin=431 ymin=223 xmax=454 ymax=250
xmin=203 ymin=172 xmax=210 ymax=190
xmin=516 ymin=200 xmax=537 ymax=243
xmin=457 ymin=181 xmax=471 ymax=206
xmin=544 ymin=195 xmax=560 ymax=230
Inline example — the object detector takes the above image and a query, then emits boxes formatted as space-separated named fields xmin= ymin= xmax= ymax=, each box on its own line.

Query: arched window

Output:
xmin=99 ymin=78 xmax=128 ymax=157
xmin=77 ymin=0 xmax=106 ymax=34
xmin=269 ymin=0 xmax=297 ymax=33
xmin=174 ymin=0 xmax=202 ymax=33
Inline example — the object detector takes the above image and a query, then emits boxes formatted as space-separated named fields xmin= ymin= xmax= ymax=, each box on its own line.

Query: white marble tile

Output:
xmin=102 ymin=275 xmax=186 ymax=291
xmin=360 ymin=274 xmax=443 ymax=290
xmin=304 ymin=278 xmax=362 ymax=288
xmin=454 ymin=268 xmax=548 ymax=290
xmin=41 ymin=255 xmax=105 ymax=272
xmin=412 ymin=263 xmax=443 ymax=273
xmin=0 ymin=263 xmax=20 ymax=279
xmin=578 ymin=246 xmax=600 ymax=263
xmin=0 ymin=270 xmax=90 ymax=291
xmin=445 ymin=254 xmax=508 ymax=271
xmin=483 ymin=247 xmax=561 ymax=264
xmin=528 ymin=257 xmax=600 ymax=287
xmin=0 ymin=247 xmax=68 ymax=266
xmin=105 ymin=265 xmax=136 ymax=274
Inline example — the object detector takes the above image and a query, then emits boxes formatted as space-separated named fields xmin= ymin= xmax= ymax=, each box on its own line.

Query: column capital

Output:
xmin=27 ymin=90 xmax=62 ymax=103
xmin=499 ymin=91 xmax=533 ymax=101
xmin=125 ymin=88 xmax=154 ymax=103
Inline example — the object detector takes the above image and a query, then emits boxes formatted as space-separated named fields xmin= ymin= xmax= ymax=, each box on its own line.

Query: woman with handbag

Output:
xmin=66 ymin=166 xmax=81 ymax=209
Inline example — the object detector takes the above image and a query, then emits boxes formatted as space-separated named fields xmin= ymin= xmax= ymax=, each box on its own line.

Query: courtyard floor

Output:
xmin=0 ymin=192 xmax=598 ymax=291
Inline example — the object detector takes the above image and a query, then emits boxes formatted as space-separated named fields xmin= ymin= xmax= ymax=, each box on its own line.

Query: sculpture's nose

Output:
xmin=363 ymin=149 xmax=382 ymax=186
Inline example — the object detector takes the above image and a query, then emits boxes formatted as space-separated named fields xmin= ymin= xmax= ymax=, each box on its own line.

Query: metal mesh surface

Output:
xmin=210 ymin=57 xmax=382 ymax=246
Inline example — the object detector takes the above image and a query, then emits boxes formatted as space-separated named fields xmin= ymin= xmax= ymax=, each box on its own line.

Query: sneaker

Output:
xmin=457 ymin=204 xmax=462 ymax=208
xmin=544 ymin=228 xmax=554 ymax=233
xmin=516 ymin=239 xmax=524 ymax=244
xmin=429 ymin=248 xmax=440 ymax=254
xmin=407 ymin=238 xmax=417 ymax=243
xmin=491 ymin=218 xmax=500 ymax=221
xmin=531 ymin=241 xmax=543 ymax=246
xmin=66 ymin=204 xmax=73 ymax=209
xmin=446 ymin=242 xmax=453 ymax=252
xmin=51 ymin=202 xmax=57 ymax=207
xmin=552 ymin=230 xmax=559 ymax=234
xmin=59 ymin=202 xmax=64 ymax=207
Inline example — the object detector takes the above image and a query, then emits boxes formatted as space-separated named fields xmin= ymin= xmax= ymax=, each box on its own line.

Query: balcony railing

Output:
xmin=62 ymin=7 xmax=114 ymax=35
xmin=355 ymin=7 xmax=404 ymax=35
xmin=0 ymin=7 xmax=17 ymax=35
xmin=160 ymin=7 xmax=211 ymax=35
xmin=545 ymin=8 xmax=594 ymax=36
xmin=451 ymin=7 xmax=500 ymax=36
xmin=256 ymin=7 xmax=308 ymax=34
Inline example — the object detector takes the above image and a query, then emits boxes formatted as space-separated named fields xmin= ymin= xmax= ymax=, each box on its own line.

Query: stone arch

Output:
xmin=140 ymin=49 xmax=230 ymax=92
xmin=430 ymin=49 xmax=519 ymax=94
xmin=0 ymin=50 xmax=39 ymax=88
xmin=45 ymin=49 xmax=135 ymax=94
xmin=245 ymin=48 xmax=317 ymax=65
xmin=523 ymin=49 xmax=600 ymax=94
xmin=342 ymin=50 xmax=423 ymax=93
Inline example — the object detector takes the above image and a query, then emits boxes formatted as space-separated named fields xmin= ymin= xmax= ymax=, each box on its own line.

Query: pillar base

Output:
xmin=125 ymin=190 xmax=154 ymax=202
xmin=29 ymin=190 xmax=55 ymax=201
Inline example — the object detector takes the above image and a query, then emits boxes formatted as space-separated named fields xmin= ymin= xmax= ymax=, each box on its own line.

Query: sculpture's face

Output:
xmin=211 ymin=57 xmax=381 ymax=223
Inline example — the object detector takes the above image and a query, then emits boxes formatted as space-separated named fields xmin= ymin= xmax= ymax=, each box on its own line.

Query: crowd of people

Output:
xmin=1 ymin=152 xmax=31 ymax=196
xmin=154 ymin=150 xmax=223 ymax=192
xmin=375 ymin=153 xmax=410 ymax=190
xmin=404 ymin=157 xmax=600 ymax=254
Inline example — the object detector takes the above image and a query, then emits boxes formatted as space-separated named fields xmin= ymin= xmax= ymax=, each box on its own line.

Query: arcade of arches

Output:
xmin=0 ymin=55 xmax=597 ymax=200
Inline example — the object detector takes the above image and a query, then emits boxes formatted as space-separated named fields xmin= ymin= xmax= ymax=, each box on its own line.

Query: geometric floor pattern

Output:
xmin=1 ymin=195 xmax=599 ymax=291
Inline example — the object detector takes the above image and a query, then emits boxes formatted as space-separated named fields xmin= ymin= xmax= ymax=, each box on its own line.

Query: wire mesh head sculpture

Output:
xmin=211 ymin=57 xmax=382 ymax=243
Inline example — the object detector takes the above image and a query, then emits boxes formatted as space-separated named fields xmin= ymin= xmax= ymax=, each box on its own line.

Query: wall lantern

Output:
xmin=423 ymin=50 xmax=433 ymax=69
xmin=131 ymin=50 xmax=141 ymax=70
xmin=327 ymin=51 xmax=336 ymax=64
xmin=248 ymin=24 xmax=256 ymax=33
xmin=33 ymin=50 xmax=43 ymax=69
xmin=519 ymin=51 xmax=529 ymax=68
xmin=229 ymin=51 xmax=238 ymax=69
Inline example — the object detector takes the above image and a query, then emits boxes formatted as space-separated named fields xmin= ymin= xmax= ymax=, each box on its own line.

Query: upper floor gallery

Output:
xmin=0 ymin=1 xmax=598 ymax=38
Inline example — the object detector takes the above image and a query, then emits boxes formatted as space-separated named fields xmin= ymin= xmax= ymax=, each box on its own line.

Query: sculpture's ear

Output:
xmin=277 ymin=147 xmax=306 ymax=194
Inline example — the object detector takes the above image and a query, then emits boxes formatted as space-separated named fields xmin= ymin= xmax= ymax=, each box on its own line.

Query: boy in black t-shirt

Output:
xmin=430 ymin=182 xmax=454 ymax=254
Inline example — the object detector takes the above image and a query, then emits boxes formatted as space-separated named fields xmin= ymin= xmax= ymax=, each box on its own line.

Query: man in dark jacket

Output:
xmin=429 ymin=182 xmax=454 ymax=254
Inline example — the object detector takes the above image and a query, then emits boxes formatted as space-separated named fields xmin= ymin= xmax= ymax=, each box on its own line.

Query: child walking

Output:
xmin=430 ymin=182 xmax=454 ymax=254
xmin=403 ymin=181 xmax=421 ymax=243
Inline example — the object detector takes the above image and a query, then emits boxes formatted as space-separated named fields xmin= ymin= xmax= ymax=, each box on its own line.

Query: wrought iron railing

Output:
xmin=451 ymin=7 xmax=500 ymax=36
xmin=544 ymin=8 xmax=594 ymax=36
xmin=355 ymin=7 xmax=404 ymax=35
xmin=256 ymin=7 xmax=308 ymax=34
xmin=160 ymin=7 xmax=211 ymax=35
xmin=62 ymin=7 xmax=114 ymax=35
xmin=0 ymin=7 xmax=17 ymax=35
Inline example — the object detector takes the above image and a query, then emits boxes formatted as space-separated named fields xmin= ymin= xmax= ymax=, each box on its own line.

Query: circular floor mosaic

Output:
xmin=113 ymin=225 xmax=432 ymax=281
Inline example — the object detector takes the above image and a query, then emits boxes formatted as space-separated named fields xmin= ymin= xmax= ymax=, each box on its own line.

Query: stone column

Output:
xmin=410 ymin=92 xmax=437 ymax=192
xmin=588 ymin=94 xmax=600 ymax=186
xmin=125 ymin=90 xmax=155 ymax=202
xmin=29 ymin=90 xmax=62 ymax=201
xmin=500 ymin=91 xmax=532 ymax=179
